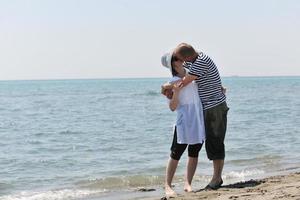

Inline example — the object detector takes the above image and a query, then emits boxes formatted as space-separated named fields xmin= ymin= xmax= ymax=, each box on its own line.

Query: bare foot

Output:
xmin=165 ymin=185 xmax=177 ymax=198
xmin=184 ymin=183 xmax=192 ymax=192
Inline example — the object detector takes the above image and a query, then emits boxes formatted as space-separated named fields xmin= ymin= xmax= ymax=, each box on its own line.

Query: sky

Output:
xmin=0 ymin=0 xmax=300 ymax=80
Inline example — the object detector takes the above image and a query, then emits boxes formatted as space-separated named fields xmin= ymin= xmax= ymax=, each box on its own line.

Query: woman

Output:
xmin=161 ymin=53 xmax=206 ymax=197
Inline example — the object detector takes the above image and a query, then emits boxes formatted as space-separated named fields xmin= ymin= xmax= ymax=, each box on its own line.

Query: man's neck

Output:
xmin=191 ymin=53 xmax=199 ymax=63
xmin=186 ymin=53 xmax=199 ymax=63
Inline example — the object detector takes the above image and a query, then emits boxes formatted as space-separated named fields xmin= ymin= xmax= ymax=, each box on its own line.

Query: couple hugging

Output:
xmin=161 ymin=43 xmax=229 ymax=197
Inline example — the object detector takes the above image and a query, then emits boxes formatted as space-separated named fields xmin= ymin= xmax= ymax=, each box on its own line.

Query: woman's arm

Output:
xmin=169 ymin=91 xmax=179 ymax=111
xmin=168 ymin=82 xmax=182 ymax=111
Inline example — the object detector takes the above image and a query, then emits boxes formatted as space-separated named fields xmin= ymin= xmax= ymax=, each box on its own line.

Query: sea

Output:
xmin=0 ymin=77 xmax=299 ymax=200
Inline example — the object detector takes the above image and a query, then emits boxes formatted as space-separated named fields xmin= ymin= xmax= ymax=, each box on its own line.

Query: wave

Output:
xmin=147 ymin=90 xmax=160 ymax=96
xmin=76 ymin=175 xmax=165 ymax=190
xmin=0 ymin=169 xmax=269 ymax=200
xmin=141 ymin=90 xmax=160 ymax=96
xmin=223 ymin=169 xmax=265 ymax=181
xmin=0 ymin=183 xmax=14 ymax=195
xmin=74 ymin=170 xmax=265 ymax=191
xmin=0 ymin=188 xmax=106 ymax=200
xmin=59 ymin=130 xmax=83 ymax=135
xmin=226 ymin=155 xmax=282 ymax=165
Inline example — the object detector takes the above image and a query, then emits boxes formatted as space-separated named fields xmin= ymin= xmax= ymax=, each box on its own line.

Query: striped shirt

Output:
xmin=184 ymin=52 xmax=226 ymax=110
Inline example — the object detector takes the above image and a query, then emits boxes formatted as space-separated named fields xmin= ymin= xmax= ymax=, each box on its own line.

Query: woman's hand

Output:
xmin=165 ymin=89 xmax=173 ymax=99
xmin=161 ymin=83 xmax=173 ymax=95
xmin=161 ymin=80 xmax=183 ymax=97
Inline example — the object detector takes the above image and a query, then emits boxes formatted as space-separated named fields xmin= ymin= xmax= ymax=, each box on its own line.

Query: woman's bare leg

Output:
xmin=165 ymin=158 xmax=179 ymax=197
xmin=184 ymin=157 xmax=198 ymax=192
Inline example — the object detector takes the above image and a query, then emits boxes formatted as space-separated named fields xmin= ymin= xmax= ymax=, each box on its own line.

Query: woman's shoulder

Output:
xmin=169 ymin=76 xmax=181 ymax=83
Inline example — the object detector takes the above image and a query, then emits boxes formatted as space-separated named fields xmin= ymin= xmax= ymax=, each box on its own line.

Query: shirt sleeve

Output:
xmin=183 ymin=62 xmax=191 ymax=69
xmin=188 ymin=58 xmax=208 ymax=78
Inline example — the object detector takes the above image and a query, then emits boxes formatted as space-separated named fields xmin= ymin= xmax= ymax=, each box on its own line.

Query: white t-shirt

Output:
xmin=169 ymin=76 xmax=206 ymax=144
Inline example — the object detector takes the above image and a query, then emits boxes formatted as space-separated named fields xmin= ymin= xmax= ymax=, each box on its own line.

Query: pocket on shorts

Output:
xmin=205 ymin=103 xmax=228 ymax=138
xmin=223 ymin=104 xmax=229 ymax=117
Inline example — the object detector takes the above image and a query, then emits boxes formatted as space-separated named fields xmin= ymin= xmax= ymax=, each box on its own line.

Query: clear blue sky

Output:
xmin=0 ymin=0 xmax=299 ymax=80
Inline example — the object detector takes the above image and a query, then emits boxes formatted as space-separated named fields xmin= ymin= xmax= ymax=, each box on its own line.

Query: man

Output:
xmin=161 ymin=43 xmax=229 ymax=189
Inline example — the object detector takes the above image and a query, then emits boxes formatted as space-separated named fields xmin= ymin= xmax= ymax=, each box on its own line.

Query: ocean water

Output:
xmin=0 ymin=77 xmax=299 ymax=200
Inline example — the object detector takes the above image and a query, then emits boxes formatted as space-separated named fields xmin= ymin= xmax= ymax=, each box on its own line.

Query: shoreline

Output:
xmin=138 ymin=172 xmax=300 ymax=200
xmin=2 ymin=171 xmax=299 ymax=200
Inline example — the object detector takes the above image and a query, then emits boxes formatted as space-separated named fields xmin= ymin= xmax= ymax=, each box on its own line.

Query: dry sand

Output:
xmin=143 ymin=172 xmax=300 ymax=200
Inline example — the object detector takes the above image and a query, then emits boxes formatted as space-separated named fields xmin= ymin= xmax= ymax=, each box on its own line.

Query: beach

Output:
xmin=140 ymin=172 xmax=300 ymax=200
xmin=2 ymin=0 xmax=300 ymax=199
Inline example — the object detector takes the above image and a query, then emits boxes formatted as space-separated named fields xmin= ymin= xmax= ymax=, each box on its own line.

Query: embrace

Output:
xmin=161 ymin=43 xmax=229 ymax=197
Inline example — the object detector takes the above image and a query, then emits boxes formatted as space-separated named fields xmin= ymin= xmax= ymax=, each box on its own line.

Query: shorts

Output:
xmin=170 ymin=126 xmax=203 ymax=160
xmin=204 ymin=102 xmax=229 ymax=160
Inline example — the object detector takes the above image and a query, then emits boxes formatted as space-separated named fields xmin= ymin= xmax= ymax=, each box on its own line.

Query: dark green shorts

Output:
xmin=204 ymin=102 xmax=229 ymax=160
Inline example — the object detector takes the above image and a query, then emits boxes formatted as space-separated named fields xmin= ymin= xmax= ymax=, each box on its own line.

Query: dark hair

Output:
xmin=177 ymin=43 xmax=196 ymax=58
xmin=171 ymin=56 xmax=178 ymax=77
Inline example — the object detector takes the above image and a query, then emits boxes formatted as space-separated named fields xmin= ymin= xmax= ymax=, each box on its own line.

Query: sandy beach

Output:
xmin=140 ymin=172 xmax=300 ymax=200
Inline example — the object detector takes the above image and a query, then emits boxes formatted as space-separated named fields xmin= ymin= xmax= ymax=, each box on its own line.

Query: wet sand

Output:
xmin=141 ymin=172 xmax=300 ymax=200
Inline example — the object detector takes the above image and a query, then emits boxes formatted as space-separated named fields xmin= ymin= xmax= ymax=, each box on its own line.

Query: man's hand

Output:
xmin=173 ymin=81 xmax=183 ymax=93
xmin=221 ymin=86 xmax=227 ymax=94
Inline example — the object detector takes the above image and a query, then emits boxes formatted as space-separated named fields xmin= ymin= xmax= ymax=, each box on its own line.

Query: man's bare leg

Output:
xmin=209 ymin=159 xmax=224 ymax=186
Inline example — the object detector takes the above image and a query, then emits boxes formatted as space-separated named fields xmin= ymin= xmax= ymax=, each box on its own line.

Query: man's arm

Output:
xmin=161 ymin=74 xmax=198 ymax=95
xmin=180 ymin=74 xmax=198 ymax=87
xmin=182 ymin=75 xmax=227 ymax=95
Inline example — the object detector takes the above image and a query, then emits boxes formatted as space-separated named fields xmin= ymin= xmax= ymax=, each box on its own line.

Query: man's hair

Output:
xmin=176 ymin=43 xmax=196 ymax=58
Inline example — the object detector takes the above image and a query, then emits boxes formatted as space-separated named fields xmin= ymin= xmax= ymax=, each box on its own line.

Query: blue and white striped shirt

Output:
xmin=184 ymin=52 xmax=226 ymax=110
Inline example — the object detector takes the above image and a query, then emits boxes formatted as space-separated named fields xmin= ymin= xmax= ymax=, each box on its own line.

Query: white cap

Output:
xmin=161 ymin=52 xmax=172 ymax=73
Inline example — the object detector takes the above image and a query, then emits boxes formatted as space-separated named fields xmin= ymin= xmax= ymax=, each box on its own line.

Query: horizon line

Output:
xmin=0 ymin=75 xmax=300 ymax=82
